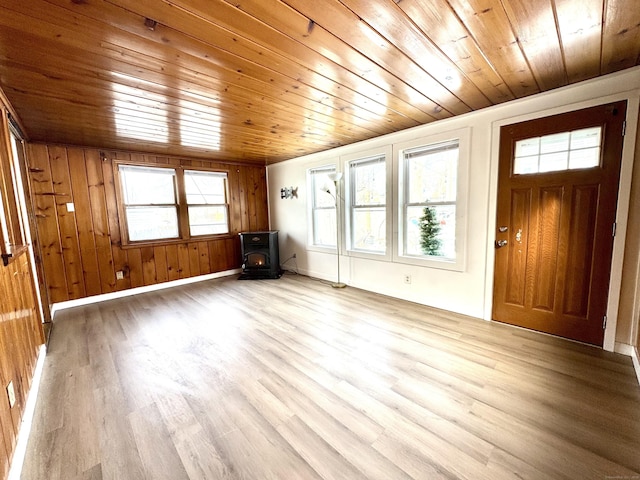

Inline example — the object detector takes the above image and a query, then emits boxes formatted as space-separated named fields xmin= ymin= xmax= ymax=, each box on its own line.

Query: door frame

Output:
xmin=483 ymin=92 xmax=640 ymax=352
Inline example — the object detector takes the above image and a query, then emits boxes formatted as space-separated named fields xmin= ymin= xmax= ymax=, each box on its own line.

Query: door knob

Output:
xmin=495 ymin=239 xmax=508 ymax=248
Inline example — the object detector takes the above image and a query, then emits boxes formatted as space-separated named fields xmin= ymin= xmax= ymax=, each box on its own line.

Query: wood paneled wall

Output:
xmin=27 ymin=145 xmax=269 ymax=305
xmin=0 ymin=256 xmax=43 ymax=479
xmin=0 ymin=89 xmax=44 ymax=478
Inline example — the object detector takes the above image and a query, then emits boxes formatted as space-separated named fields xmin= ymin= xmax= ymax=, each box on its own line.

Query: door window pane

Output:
xmin=514 ymin=126 xmax=602 ymax=174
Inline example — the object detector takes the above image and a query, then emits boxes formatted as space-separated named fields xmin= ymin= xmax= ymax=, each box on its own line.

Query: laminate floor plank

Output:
xmin=20 ymin=274 xmax=640 ymax=479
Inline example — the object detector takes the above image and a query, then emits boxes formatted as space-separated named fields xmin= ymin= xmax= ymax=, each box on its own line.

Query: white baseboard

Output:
xmin=51 ymin=268 xmax=242 ymax=317
xmin=614 ymin=342 xmax=635 ymax=356
xmin=612 ymin=342 xmax=640 ymax=386
xmin=8 ymin=344 xmax=46 ymax=480
xmin=632 ymin=346 xmax=640 ymax=387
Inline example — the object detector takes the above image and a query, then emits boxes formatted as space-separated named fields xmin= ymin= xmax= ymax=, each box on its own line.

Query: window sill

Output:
xmin=393 ymin=253 xmax=464 ymax=272
xmin=120 ymin=233 xmax=235 ymax=249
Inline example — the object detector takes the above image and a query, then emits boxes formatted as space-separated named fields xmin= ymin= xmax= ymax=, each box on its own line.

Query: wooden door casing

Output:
xmin=493 ymin=101 xmax=627 ymax=346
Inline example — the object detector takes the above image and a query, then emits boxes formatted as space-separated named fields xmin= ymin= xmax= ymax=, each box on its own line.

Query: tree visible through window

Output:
xmin=403 ymin=139 xmax=459 ymax=259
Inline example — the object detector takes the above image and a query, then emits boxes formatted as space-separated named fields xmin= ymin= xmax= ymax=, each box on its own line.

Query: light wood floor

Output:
xmin=21 ymin=273 xmax=640 ymax=480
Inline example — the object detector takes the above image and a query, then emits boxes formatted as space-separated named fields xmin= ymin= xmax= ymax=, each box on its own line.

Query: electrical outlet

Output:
xmin=6 ymin=381 xmax=16 ymax=408
xmin=403 ymin=274 xmax=411 ymax=284
xmin=116 ymin=270 xmax=124 ymax=280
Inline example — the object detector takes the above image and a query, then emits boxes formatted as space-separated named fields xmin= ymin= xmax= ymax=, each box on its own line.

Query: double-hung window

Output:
xmin=184 ymin=170 xmax=228 ymax=236
xmin=308 ymin=165 xmax=337 ymax=248
xmin=397 ymin=128 xmax=469 ymax=270
xmin=119 ymin=165 xmax=180 ymax=242
xmin=402 ymin=140 xmax=458 ymax=259
xmin=347 ymin=154 xmax=387 ymax=254
xmin=116 ymin=163 xmax=229 ymax=245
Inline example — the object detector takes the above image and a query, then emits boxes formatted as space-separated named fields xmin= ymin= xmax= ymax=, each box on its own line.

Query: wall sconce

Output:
xmin=280 ymin=187 xmax=297 ymax=199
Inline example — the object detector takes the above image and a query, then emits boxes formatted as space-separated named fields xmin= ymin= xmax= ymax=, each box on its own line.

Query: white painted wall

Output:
xmin=267 ymin=67 xmax=640 ymax=351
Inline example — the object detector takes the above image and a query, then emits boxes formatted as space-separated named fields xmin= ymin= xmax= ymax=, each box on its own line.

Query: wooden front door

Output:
xmin=492 ymin=101 xmax=626 ymax=346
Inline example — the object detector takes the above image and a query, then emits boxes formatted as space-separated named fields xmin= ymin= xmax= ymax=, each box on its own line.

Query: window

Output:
xmin=0 ymin=112 xmax=28 ymax=265
xmin=119 ymin=165 xmax=179 ymax=242
xmin=308 ymin=166 xmax=337 ymax=248
xmin=347 ymin=155 xmax=386 ymax=254
xmin=184 ymin=170 xmax=228 ymax=236
xmin=396 ymin=129 xmax=470 ymax=270
xmin=116 ymin=163 xmax=229 ymax=245
xmin=513 ymin=126 xmax=602 ymax=174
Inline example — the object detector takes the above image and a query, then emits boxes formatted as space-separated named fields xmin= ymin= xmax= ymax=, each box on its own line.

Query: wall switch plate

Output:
xmin=66 ymin=202 xmax=75 ymax=212
xmin=116 ymin=270 xmax=124 ymax=280
xmin=6 ymin=381 xmax=16 ymax=408
xmin=403 ymin=275 xmax=411 ymax=284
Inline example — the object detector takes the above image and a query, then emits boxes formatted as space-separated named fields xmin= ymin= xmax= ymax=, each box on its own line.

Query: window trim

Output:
xmin=113 ymin=160 xmax=231 ymax=247
xmin=343 ymin=146 xmax=392 ymax=261
xmin=393 ymin=127 xmax=470 ymax=272
xmin=183 ymin=169 xmax=230 ymax=237
xmin=0 ymin=110 xmax=28 ymax=266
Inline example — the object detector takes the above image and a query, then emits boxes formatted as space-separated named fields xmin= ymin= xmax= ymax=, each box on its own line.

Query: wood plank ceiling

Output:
xmin=0 ymin=0 xmax=639 ymax=165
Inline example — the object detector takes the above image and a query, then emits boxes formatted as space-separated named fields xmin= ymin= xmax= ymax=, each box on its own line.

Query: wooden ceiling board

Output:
xmin=0 ymin=0 xmax=638 ymax=164
xmin=601 ymin=0 xmax=640 ymax=73
xmin=209 ymin=0 xmax=457 ymax=118
xmin=5 ymin=0 xmax=402 ymax=128
xmin=444 ymin=0 xmax=542 ymax=97
xmin=554 ymin=0 xmax=603 ymax=83
xmin=393 ymin=0 xmax=515 ymax=104
xmin=275 ymin=0 xmax=471 ymax=114
xmin=500 ymin=0 xmax=567 ymax=90
xmin=336 ymin=0 xmax=494 ymax=110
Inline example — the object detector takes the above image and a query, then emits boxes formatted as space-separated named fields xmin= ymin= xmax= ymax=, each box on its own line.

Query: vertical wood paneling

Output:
xmin=188 ymin=243 xmax=200 ymax=277
xmin=239 ymin=167 xmax=249 ymax=232
xmin=141 ymin=247 xmax=156 ymax=286
xmin=154 ymin=246 xmax=168 ymax=284
xmin=177 ymin=244 xmax=191 ymax=279
xmin=0 ymin=92 xmax=44 ymax=480
xmin=197 ymin=242 xmax=210 ymax=274
xmin=27 ymin=144 xmax=268 ymax=307
xmin=0 ymin=257 xmax=44 ymax=480
xmin=128 ymin=248 xmax=144 ymax=288
xmin=48 ymin=146 xmax=85 ymax=299
xmin=28 ymin=144 xmax=68 ymax=303
xmin=67 ymin=149 xmax=102 ymax=297
xmin=229 ymin=167 xmax=243 ymax=233
xmin=102 ymin=152 xmax=130 ymax=291
xmin=165 ymin=244 xmax=180 ymax=282
xmin=85 ymin=150 xmax=116 ymax=293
